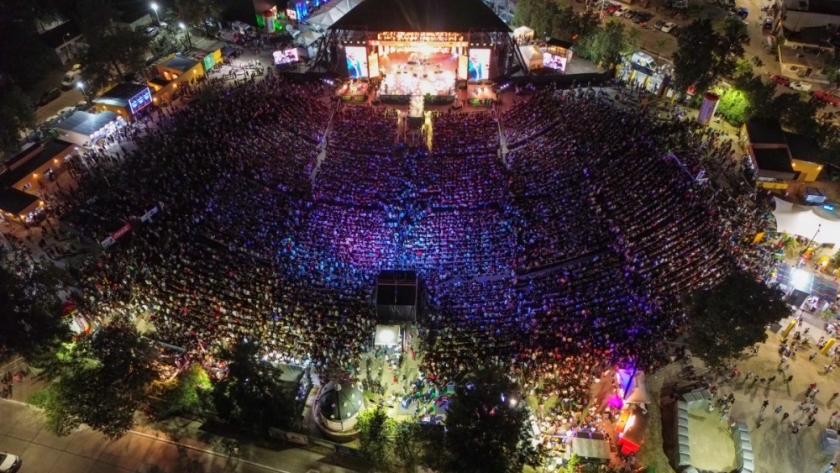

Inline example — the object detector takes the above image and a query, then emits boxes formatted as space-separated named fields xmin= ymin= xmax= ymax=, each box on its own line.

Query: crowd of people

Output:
xmin=21 ymin=75 xmax=772 ymax=419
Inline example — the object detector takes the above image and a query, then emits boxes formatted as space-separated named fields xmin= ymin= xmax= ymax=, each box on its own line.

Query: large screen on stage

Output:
xmin=128 ymin=87 xmax=152 ymax=114
xmin=368 ymin=52 xmax=380 ymax=78
xmin=273 ymin=49 xmax=299 ymax=66
xmin=543 ymin=52 xmax=567 ymax=71
xmin=345 ymin=46 xmax=368 ymax=78
xmin=468 ymin=48 xmax=491 ymax=80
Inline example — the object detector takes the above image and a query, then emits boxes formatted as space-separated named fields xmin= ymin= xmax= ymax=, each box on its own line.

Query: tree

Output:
xmin=772 ymin=93 xmax=824 ymax=137
xmin=443 ymin=370 xmax=539 ymax=473
xmin=357 ymin=406 xmax=397 ymax=471
xmin=0 ymin=260 xmax=70 ymax=359
xmin=551 ymin=7 xmax=600 ymax=42
xmin=156 ymin=363 xmax=213 ymax=418
xmin=672 ymin=18 xmax=746 ymax=93
xmin=175 ymin=0 xmax=220 ymax=34
xmin=75 ymin=0 xmax=151 ymax=93
xmin=211 ymin=341 xmax=298 ymax=435
xmin=714 ymin=73 xmax=777 ymax=126
xmin=40 ymin=320 xmax=159 ymax=438
xmin=0 ymin=86 xmax=37 ymax=156
xmin=683 ymin=270 xmax=789 ymax=367
xmin=579 ymin=21 xmax=627 ymax=67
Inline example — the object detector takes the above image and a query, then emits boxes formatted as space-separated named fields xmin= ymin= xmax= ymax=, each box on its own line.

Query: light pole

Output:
xmin=179 ymin=22 xmax=192 ymax=49
xmin=801 ymin=223 xmax=821 ymax=256
xmin=150 ymin=2 xmax=160 ymax=25
xmin=62 ymin=33 xmax=73 ymax=63
xmin=77 ymin=82 xmax=91 ymax=107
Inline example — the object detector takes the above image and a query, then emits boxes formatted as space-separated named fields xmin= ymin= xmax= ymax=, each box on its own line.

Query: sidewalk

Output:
xmin=0 ymin=399 xmax=361 ymax=473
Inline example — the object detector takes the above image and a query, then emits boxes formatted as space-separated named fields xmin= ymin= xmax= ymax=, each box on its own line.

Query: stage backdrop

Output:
xmin=368 ymin=52 xmax=380 ymax=78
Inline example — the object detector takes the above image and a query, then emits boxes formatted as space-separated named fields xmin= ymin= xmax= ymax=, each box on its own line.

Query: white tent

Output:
xmin=297 ymin=29 xmax=324 ymax=48
xmin=305 ymin=0 xmax=363 ymax=30
xmin=513 ymin=25 xmax=535 ymax=41
xmin=518 ymin=45 xmax=543 ymax=70
xmin=773 ymin=196 xmax=840 ymax=247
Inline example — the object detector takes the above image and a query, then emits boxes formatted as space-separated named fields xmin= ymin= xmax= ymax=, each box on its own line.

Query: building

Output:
xmin=741 ymin=119 xmax=827 ymax=188
xmin=146 ymin=55 xmax=207 ymax=101
xmin=0 ymin=140 xmax=76 ymax=195
xmin=778 ymin=45 xmax=831 ymax=83
xmin=55 ymin=111 xmax=123 ymax=147
xmin=93 ymin=83 xmax=153 ymax=121
xmin=0 ymin=187 xmax=43 ymax=226
xmin=779 ymin=0 xmax=840 ymax=33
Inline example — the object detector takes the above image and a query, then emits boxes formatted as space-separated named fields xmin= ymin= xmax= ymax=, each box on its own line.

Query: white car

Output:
xmin=57 ymin=106 xmax=76 ymax=118
xmin=0 ymin=453 xmax=21 ymax=473
xmin=614 ymin=7 xmax=630 ymax=16
xmin=661 ymin=21 xmax=677 ymax=33
xmin=790 ymin=81 xmax=813 ymax=92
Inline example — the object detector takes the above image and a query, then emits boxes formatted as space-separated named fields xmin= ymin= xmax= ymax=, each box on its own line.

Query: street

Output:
xmin=0 ymin=400 xmax=359 ymax=473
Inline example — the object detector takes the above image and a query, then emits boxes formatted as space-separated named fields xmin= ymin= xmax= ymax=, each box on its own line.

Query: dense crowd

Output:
xmin=35 ymin=78 xmax=771 ymax=404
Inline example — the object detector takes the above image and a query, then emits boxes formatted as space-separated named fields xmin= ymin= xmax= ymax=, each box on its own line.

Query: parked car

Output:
xmin=614 ymin=7 xmax=630 ymax=16
xmin=790 ymin=81 xmax=813 ymax=92
xmin=654 ymin=20 xmax=666 ymax=30
xmin=0 ymin=453 xmax=21 ymax=473
xmin=60 ymin=67 xmax=82 ymax=89
xmin=661 ymin=21 xmax=677 ymax=33
xmin=814 ymin=89 xmax=840 ymax=106
xmin=145 ymin=26 xmax=160 ymax=37
xmin=769 ymin=74 xmax=790 ymax=86
xmin=37 ymin=88 xmax=61 ymax=106
xmin=763 ymin=17 xmax=773 ymax=29
xmin=56 ymin=106 xmax=76 ymax=118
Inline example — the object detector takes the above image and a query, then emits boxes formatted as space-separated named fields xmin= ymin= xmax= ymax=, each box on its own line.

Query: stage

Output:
xmin=337 ymin=80 xmax=369 ymax=102
xmin=378 ymin=52 xmax=457 ymax=103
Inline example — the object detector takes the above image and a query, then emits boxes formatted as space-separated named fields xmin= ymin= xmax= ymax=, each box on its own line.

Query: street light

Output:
xmin=150 ymin=2 xmax=160 ymax=25
xmin=77 ymin=82 xmax=92 ymax=107
xmin=179 ymin=22 xmax=192 ymax=49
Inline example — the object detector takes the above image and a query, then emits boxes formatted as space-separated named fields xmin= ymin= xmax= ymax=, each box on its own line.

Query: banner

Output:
xmin=112 ymin=223 xmax=132 ymax=240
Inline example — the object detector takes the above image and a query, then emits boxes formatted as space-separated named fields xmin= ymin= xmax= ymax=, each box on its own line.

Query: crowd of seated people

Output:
xmin=412 ymin=149 xmax=506 ymax=208
xmin=431 ymin=111 xmax=498 ymax=155
xmin=36 ymin=75 xmax=772 ymax=407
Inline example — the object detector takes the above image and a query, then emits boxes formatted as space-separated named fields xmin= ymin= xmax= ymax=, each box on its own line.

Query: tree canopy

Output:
xmin=672 ymin=18 xmax=747 ymax=93
xmin=0 ymin=260 xmax=69 ymax=359
xmin=683 ymin=270 xmax=789 ymax=367
xmin=443 ymin=370 xmax=539 ymax=473
xmin=578 ymin=21 xmax=627 ymax=68
xmin=211 ymin=341 xmax=299 ymax=435
xmin=39 ymin=320 xmax=159 ymax=438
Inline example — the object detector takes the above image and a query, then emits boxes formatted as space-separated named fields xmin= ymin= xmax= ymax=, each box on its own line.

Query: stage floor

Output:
xmin=378 ymin=52 xmax=458 ymax=97
xmin=687 ymin=408 xmax=737 ymax=471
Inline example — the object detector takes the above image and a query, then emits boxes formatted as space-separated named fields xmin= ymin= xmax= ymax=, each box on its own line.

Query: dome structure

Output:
xmin=317 ymin=381 xmax=364 ymax=433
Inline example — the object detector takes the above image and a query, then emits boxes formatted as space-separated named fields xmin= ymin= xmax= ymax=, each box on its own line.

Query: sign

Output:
xmin=128 ymin=87 xmax=152 ymax=114
xmin=112 ymin=223 xmax=132 ymax=240
xmin=140 ymin=206 xmax=159 ymax=223
xmin=824 ymin=204 xmax=835 ymax=211
xmin=203 ymin=53 xmax=216 ymax=72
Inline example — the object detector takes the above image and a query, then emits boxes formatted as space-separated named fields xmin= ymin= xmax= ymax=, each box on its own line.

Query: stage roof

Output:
xmin=329 ymin=0 xmax=511 ymax=33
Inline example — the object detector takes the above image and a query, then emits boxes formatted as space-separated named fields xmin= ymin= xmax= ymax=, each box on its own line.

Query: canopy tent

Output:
xmin=518 ymin=45 xmax=543 ymax=70
xmin=297 ymin=29 xmax=324 ymax=47
xmin=374 ymin=324 xmax=401 ymax=346
xmin=616 ymin=369 xmax=651 ymax=405
xmin=513 ymin=25 xmax=535 ymax=41
xmin=568 ymin=435 xmax=611 ymax=463
xmin=772 ymin=196 xmax=840 ymax=247
xmin=306 ymin=0 xmax=363 ymax=30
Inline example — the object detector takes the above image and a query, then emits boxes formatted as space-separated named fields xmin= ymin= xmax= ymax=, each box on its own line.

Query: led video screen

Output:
xmin=273 ymin=49 xmax=299 ymax=66
xmin=345 ymin=46 xmax=368 ymax=78
xmin=543 ymin=52 xmax=567 ymax=71
xmin=468 ymin=48 xmax=491 ymax=80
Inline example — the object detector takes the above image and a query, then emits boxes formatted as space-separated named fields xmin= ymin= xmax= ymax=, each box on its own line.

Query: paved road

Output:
xmin=0 ymin=400 xmax=359 ymax=473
